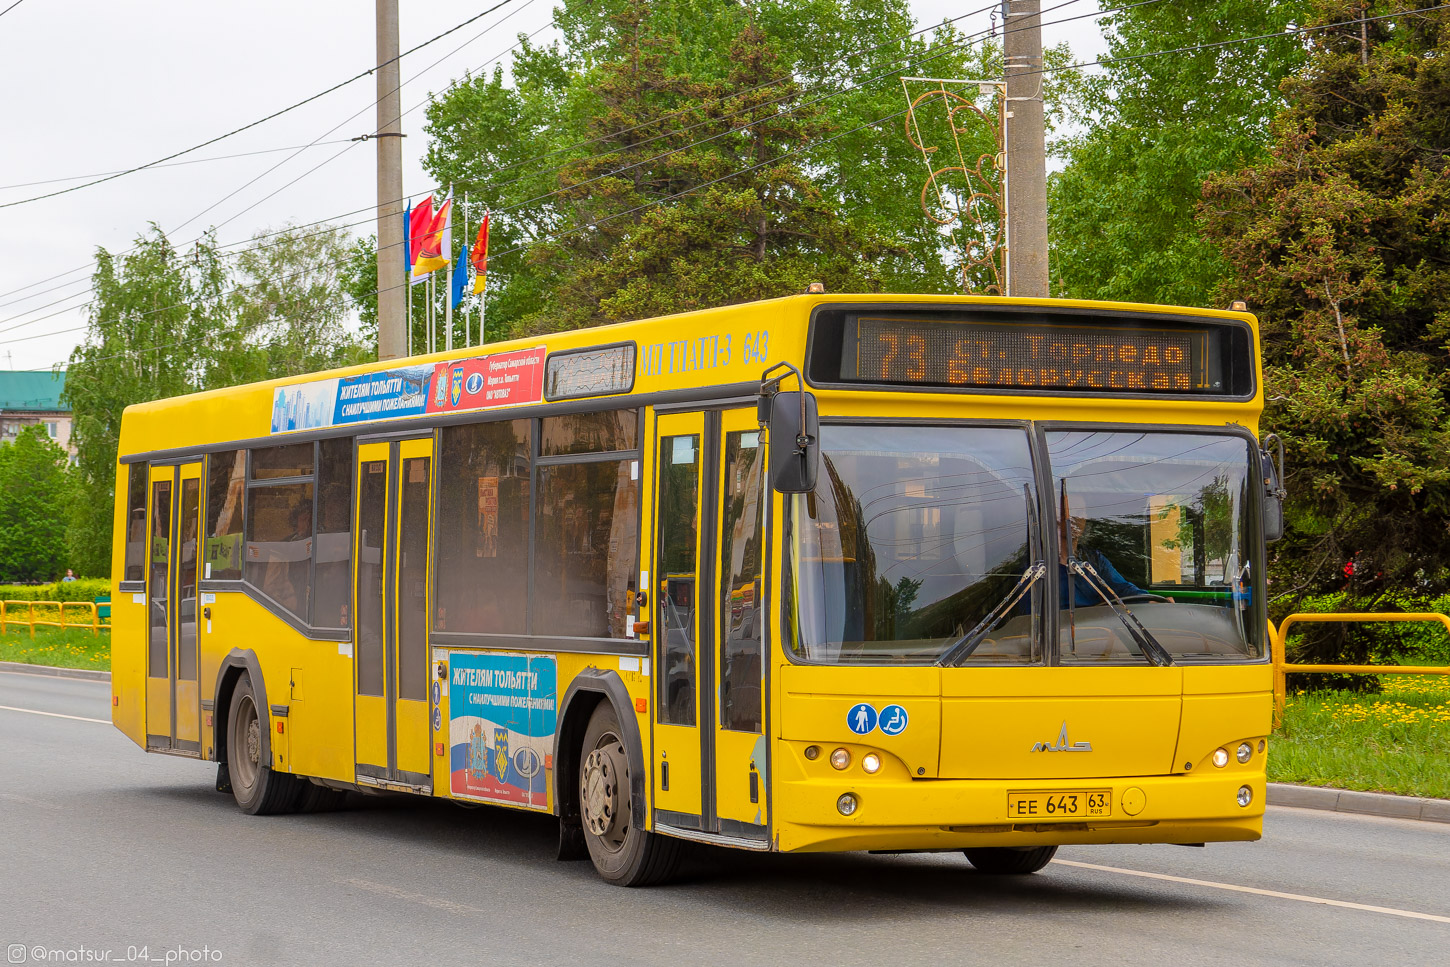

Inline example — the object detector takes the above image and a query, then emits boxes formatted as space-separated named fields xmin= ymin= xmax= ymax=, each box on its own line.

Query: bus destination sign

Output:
xmin=848 ymin=315 xmax=1213 ymax=394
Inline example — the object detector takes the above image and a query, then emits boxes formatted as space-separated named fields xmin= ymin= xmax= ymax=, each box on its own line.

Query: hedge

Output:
xmin=0 ymin=578 xmax=112 ymax=603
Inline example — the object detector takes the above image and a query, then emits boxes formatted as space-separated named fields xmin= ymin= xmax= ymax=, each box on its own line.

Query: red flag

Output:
xmin=414 ymin=194 xmax=452 ymax=275
xmin=407 ymin=195 xmax=434 ymax=268
xmin=470 ymin=211 xmax=489 ymax=295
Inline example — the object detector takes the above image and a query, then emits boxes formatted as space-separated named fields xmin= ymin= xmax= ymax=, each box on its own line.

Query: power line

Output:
xmin=0 ymin=140 xmax=359 ymax=193
xmin=0 ymin=0 xmax=30 ymax=21
xmin=0 ymin=3 xmax=1028 ymax=337
xmin=0 ymin=0 xmax=991 ymax=311
xmin=46 ymin=0 xmax=1446 ymax=369
xmin=0 ymin=6 xmax=554 ymax=318
xmin=2 ymin=0 xmax=1140 ymax=346
xmin=0 ymin=0 xmax=553 ymax=322
xmin=0 ymin=0 xmax=527 ymax=212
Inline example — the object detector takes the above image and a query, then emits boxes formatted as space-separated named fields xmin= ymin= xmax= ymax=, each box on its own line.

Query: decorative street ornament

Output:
xmin=901 ymin=77 xmax=1008 ymax=295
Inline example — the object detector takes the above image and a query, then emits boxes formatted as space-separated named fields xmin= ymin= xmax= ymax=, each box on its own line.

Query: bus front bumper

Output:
xmin=773 ymin=771 xmax=1265 ymax=853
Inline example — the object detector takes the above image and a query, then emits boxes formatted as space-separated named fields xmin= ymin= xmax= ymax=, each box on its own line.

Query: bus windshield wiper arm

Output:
xmin=1068 ymin=558 xmax=1175 ymax=667
xmin=937 ymin=562 xmax=1045 ymax=667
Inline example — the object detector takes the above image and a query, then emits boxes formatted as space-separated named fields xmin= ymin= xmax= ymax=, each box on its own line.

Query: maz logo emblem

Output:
xmin=1030 ymin=721 xmax=1092 ymax=752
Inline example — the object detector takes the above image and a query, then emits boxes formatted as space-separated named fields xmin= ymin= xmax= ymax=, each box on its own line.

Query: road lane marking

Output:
xmin=0 ymin=704 xmax=109 ymax=724
xmin=1055 ymin=859 xmax=1450 ymax=924
xmin=339 ymin=877 xmax=489 ymax=916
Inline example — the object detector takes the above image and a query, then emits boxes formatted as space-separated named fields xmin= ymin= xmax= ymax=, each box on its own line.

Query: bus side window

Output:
xmin=124 ymin=462 xmax=148 ymax=583
xmin=719 ymin=430 xmax=764 ymax=733
xmin=435 ymin=420 xmax=532 ymax=635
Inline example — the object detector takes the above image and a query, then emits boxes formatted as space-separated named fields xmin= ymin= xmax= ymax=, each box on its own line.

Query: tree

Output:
xmin=65 ymin=222 xmax=370 ymax=577
xmin=212 ymin=222 xmax=372 ymax=386
xmin=421 ymin=0 xmax=1086 ymax=337
xmin=1050 ymin=1 xmax=1309 ymax=306
xmin=1200 ymin=3 xmax=1450 ymax=662
xmin=64 ymin=226 xmax=226 ymax=576
xmin=0 ymin=426 xmax=75 ymax=583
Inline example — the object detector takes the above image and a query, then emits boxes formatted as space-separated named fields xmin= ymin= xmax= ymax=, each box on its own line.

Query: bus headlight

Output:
xmin=861 ymin=753 xmax=881 ymax=774
xmin=803 ymin=745 xmax=820 ymax=761
xmin=830 ymin=748 xmax=851 ymax=770
xmin=1212 ymin=748 xmax=1229 ymax=768
xmin=837 ymin=793 xmax=859 ymax=816
xmin=1237 ymin=785 xmax=1253 ymax=807
xmin=1236 ymin=742 xmax=1253 ymax=763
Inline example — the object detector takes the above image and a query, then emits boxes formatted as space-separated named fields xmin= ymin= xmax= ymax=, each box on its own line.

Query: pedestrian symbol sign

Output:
xmin=879 ymin=704 xmax=909 ymax=736
xmin=847 ymin=703 xmax=877 ymax=735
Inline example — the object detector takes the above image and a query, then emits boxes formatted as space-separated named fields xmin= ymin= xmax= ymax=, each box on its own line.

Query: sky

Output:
xmin=0 ymin=0 xmax=1110 ymax=371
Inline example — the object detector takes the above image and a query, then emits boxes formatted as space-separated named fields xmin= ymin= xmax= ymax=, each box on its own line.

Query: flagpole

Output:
xmin=461 ymin=192 xmax=469 ymax=347
xmin=406 ymin=272 xmax=413 ymax=357
xmin=445 ymin=264 xmax=454 ymax=353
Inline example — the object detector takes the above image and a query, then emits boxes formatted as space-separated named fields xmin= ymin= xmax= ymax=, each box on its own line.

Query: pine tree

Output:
xmin=1201 ymin=4 xmax=1450 ymax=643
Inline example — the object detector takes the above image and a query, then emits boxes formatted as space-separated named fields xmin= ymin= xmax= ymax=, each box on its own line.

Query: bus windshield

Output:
xmin=785 ymin=426 xmax=1263 ymax=665
xmin=1049 ymin=430 xmax=1262 ymax=663
xmin=786 ymin=425 xmax=1043 ymax=664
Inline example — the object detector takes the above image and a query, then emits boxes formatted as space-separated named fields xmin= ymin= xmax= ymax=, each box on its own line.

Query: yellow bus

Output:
xmin=111 ymin=293 xmax=1281 ymax=885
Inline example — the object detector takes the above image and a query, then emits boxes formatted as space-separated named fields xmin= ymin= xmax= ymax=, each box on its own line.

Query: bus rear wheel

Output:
xmin=578 ymin=702 xmax=680 ymax=886
xmin=226 ymin=674 xmax=303 ymax=816
xmin=964 ymin=846 xmax=1058 ymax=875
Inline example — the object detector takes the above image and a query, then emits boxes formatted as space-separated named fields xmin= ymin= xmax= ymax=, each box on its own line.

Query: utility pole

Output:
xmin=1003 ymin=0 xmax=1048 ymax=297
xmin=376 ymin=0 xmax=406 ymax=360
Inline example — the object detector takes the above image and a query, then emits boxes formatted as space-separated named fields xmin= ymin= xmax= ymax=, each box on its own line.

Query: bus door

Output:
xmin=352 ymin=437 xmax=435 ymax=790
xmin=711 ymin=409 xmax=769 ymax=837
xmin=144 ymin=461 xmax=202 ymax=754
xmin=650 ymin=408 xmax=768 ymax=840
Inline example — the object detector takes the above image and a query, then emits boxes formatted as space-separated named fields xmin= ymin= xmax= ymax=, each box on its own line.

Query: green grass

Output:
xmin=0 ymin=624 xmax=110 ymax=670
xmin=1270 ymin=675 xmax=1450 ymax=800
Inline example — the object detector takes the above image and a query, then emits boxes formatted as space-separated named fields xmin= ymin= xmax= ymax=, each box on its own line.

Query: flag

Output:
xmin=470 ymin=210 xmax=489 ymax=295
xmin=408 ymin=195 xmax=435 ymax=285
xmin=403 ymin=199 xmax=413 ymax=275
xmin=414 ymin=189 xmax=452 ymax=277
xmin=450 ymin=239 xmax=468 ymax=309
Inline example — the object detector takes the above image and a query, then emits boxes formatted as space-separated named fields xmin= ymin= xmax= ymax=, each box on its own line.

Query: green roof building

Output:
xmin=0 ymin=370 xmax=72 ymax=453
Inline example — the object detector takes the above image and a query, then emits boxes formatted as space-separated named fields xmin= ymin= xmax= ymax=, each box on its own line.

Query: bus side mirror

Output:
xmin=1260 ymin=435 xmax=1285 ymax=543
xmin=767 ymin=391 xmax=819 ymax=494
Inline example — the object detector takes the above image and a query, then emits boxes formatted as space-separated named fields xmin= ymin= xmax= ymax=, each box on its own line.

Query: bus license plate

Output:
xmin=1007 ymin=790 xmax=1111 ymax=819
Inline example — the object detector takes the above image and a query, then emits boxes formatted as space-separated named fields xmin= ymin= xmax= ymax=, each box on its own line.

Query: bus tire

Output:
xmin=226 ymin=674 xmax=302 ymax=816
xmin=579 ymin=702 xmax=680 ymax=886
xmin=963 ymin=845 xmax=1058 ymax=874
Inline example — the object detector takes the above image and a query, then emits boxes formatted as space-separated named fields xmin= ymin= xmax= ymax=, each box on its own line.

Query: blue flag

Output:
xmin=450 ymin=239 xmax=468 ymax=309
xmin=403 ymin=199 xmax=413 ymax=275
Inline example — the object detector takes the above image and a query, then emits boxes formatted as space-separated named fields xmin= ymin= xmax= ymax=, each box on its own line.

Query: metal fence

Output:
xmin=0 ymin=600 xmax=110 ymax=637
xmin=1271 ymin=612 xmax=1450 ymax=726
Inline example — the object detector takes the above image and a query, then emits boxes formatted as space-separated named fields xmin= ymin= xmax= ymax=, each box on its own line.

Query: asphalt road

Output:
xmin=2 ymin=669 xmax=1447 ymax=967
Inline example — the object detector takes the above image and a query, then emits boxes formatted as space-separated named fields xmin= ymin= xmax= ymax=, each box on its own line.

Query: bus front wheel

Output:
xmin=964 ymin=846 xmax=1058 ymax=874
xmin=578 ymin=702 xmax=680 ymax=886
xmin=226 ymin=674 xmax=303 ymax=816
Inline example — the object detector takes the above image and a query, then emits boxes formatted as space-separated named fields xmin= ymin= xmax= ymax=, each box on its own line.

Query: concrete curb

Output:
xmin=1268 ymin=782 xmax=1450 ymax=824
xmin=0 ymin=660 xmax=110 ymax=683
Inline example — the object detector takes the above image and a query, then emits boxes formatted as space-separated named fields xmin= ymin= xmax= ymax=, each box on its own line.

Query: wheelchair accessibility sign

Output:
xmin=879 ymin=704 xmax=909 ymax=736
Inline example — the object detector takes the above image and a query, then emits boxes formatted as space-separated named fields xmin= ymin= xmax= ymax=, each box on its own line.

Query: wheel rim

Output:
xmin=580 ymin=731 xmax=630 ymax=854
xmin=233 ymin=694 xmax=260 ymax=791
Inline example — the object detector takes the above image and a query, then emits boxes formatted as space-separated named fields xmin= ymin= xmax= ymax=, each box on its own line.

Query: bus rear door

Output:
xmin=144 ymin=460 xmax=202 ymax=755
xmin=353 ymin=437 xmax=434 ymax=791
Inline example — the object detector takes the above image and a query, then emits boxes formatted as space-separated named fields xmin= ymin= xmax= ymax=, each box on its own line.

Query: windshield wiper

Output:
xmin=937 ymin=562 xmax=1045 ymax=666
xmin=1068 ymin=557 xmax=1175 ymax=666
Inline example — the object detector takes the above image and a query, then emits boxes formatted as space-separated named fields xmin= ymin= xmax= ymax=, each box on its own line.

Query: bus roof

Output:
xmin=116 ymin=294 xmax=1260 ymax=461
